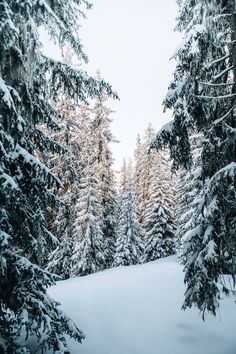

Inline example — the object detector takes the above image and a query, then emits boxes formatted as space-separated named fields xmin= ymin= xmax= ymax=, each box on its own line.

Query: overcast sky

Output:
xmin=42 ymin=0 xmax=181 ymax=170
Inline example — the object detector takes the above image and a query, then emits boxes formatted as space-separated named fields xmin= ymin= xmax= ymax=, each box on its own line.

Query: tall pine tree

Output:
xmin=0 ymin=0 xmax=117 ymax=352
xmin=91 ymin=76 xmax=117 ymax=267
xmin=46 ymin=101 xmax=91 ymax=278
xmin=135 ymin=124 xmax=156 ymax=223
xmin=142 ymin=152 xmax=175 ymax=262
xmin=71 ymin=139 xmax=107 ymax=276
xmin=113 ymin=179 xmax=142 ymax=267
xmin=175 ymin=134 xmax=203 ymax=263
xmin=152 ymin=0 xmax=236 ymax=316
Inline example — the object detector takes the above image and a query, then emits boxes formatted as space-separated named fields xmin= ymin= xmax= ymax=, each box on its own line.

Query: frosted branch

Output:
xmin=213 ymin=105 xmax=236 ymax=125
xmin=212 ymin=66 xmax=234 ymax=81
xmin=200 ymin=81 xmax=235 ymax=87
xmin=207 ymin=54 xmax=229 ymax=68
xmin=196 ymin=93 xmax=236 ymax=99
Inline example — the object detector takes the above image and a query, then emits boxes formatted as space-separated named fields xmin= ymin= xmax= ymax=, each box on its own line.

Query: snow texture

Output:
xmin=48 ymin=256 xmax=236 ymax=354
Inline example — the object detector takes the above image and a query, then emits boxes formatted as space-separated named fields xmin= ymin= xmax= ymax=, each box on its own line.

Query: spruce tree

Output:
xmin=136 ymin=123 xmax=156 ymax=223
xmin=45 ymin=101 xmax=91 ymax=277
xmin=0 ymin=0 xmax=117 ymax=351
xmin=71 ymin=140 xmax=107 ymax=276
xmin=152 ymin=0 xmax=236 ymax=316
xmin=119 ymin=158 xmax=129 ymax=193
xmin=113 ymin=179 xmax=142 ymax=267
xmin=142 ymin=153 xmax=175 ymax=263
xmin=47 ymin=226 xmax=73 ymax=280
xmin=133 ymin=134 xmax=144 ymax=217
xmin=91 ymin=80 xmax=117 ymax=267
xmin=175 ymin=134 xmax=203 ymax=262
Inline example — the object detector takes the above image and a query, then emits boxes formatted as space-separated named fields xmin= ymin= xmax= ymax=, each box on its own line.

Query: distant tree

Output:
xmin=91 ymin=78 xmax=117 ymax=267
xmin=133 ymin=134 xmax=143 ymax=217
xmin=136 ymin=124 xmax=156 ymax=223
xmin=119 ymin=159 xmax=129 ymax=193
xmin=142 ymin=153 xmax=175 ymax=262
xmin=45 ymin=100 xmax=91 ymax=277
xmin=47 ymin=225 xmax=73 ymax=280
xmin=0 ymin=0 xmax=117 ymax=352
xmin=71 ymin=140 xmax=107 ymax=276
xmin=113 ymin=179 xmax=142 ymax=267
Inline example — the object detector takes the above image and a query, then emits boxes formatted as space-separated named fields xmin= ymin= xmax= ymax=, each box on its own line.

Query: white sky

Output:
xmin=42 ymin=0 xmax=181 ymax=170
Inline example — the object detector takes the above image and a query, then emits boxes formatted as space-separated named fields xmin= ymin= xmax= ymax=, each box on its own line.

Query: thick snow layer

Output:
xmin=48 ymin=256 xmax=236 ymax=354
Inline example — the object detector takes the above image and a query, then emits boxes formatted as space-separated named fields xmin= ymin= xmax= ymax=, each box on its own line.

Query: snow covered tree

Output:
xmin=119 ymin=158 xmax=129 ymax=193
xmin=133 ymin=134 xmax=143 ymax=216
xmin=135 ymin=124 xmax=156 ymax=223
xmin=0 ymin=0 xmax=117 ymax=352
xmin=175 ymin=134 xmax=203 ymax=262
xmin=142 ymin=152 xmax=175 ymax=263
xmin=152 ymin=0 xmax=236 ymax=316
xmin=113 ymin=179 xmax=142 ymax=267
xmin=44 ymin=99 xmax=91 ymax=277
xmin=71 ymin=140 xmax=107 ymax=276
xmin=47 ymin=226 xmax=74 ymax=280
xmin=91 ymin=80 xmax=117 ymax=267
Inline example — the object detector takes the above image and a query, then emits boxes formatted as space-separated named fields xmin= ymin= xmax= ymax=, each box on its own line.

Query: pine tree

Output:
xmin=45 ymin=100 xmax=91 ymax=277
xmin=113 ymin=179 xmax=142 ymax=267
xmin=175 ymin=134 xmax=203 ymax=262
xmin=0 ymin=1 xmax=117 ymax=352
xmin=91 ymin=78 xmax=117 ymax=267
xmin=152 ymin=0 xmax=236 ymax=316
xmin=71 ymin=140 xmax=107 ymax=276
xmin=47 ymin=226 xmax=73 ymax=280
xmin=119 ymin=158 xmax=129 ymax=193
xmin=142 ymin=152 xmax=175 ymax=262
xmin=133 ymin=134 xmax=143 ymax=216
xmin=136 ymin=123 xmax=156 ymax=223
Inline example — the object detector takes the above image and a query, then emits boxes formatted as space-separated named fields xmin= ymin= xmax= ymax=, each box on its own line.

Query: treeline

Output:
xmin=1 ymin=0 xmax=235 ymax=353
xmin=43 ymin=112 xmax=177 ymax=277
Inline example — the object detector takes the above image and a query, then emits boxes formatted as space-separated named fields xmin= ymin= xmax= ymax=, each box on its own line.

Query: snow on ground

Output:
xmin=48 ymin=256 xmax=236 ymax=354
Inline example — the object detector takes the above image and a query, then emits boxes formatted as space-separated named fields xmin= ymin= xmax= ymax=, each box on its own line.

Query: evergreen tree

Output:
xmin=152 ymin=0 xmax=236 ymax=316
xmin=91 ymin=80 xmax=117 ymax=267
xmin=47 ymin=226 xmax=73 ymax=280
xmin=45 ymin=101 xmax=91 ymax=277
xmin=142 ymin=152 xmax=175 ymax=262
xmin=136 ymin=123 xmax=156 ymax=223
xmin=113 ymin=179 xmax=142 ymax=267
xmin=71 ymin=140 xmax=107 ymax=276
xmin=133 ymin=134 xmax=143 ymax=216
xmin=119 ymin=158 xmax=129 ymax=193
xmin=0 ymin=0 xmax=117 ymax=351
xmin=175 ymin=134 xmax=203 ymax=262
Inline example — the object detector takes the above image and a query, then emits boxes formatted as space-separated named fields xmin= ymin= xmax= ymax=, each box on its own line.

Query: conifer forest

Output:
xmin=0 ymin=1 xmax=236 ymax=353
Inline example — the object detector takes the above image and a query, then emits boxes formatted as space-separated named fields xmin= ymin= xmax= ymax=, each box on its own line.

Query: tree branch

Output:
xmin=212 ymin=66 xmax=234 ymax=81
xmin=207 ymin=54 xmax=229 ymax=68
xmin=213 ymin=105 xmax=236 ymax=125
xmin=196 ymin=93 xmax=236 ymax=99
xmin=200 ymin=81 xmax=235 ymax=87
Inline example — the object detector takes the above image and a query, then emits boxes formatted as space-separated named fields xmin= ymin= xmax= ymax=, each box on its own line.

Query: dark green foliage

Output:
xmin=153 ymin=0 xmax=236 ymax=316
xmin=0 ymin=0 xmax=117 ymax=351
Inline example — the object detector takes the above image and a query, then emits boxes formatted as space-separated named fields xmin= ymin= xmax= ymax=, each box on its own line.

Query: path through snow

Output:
xmin=49 ymin=256 xmax=236 ymax=354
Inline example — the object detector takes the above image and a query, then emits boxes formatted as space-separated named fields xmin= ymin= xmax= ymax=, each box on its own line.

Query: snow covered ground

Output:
xmin=48 ymin=256 xmax=236 ymax=354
